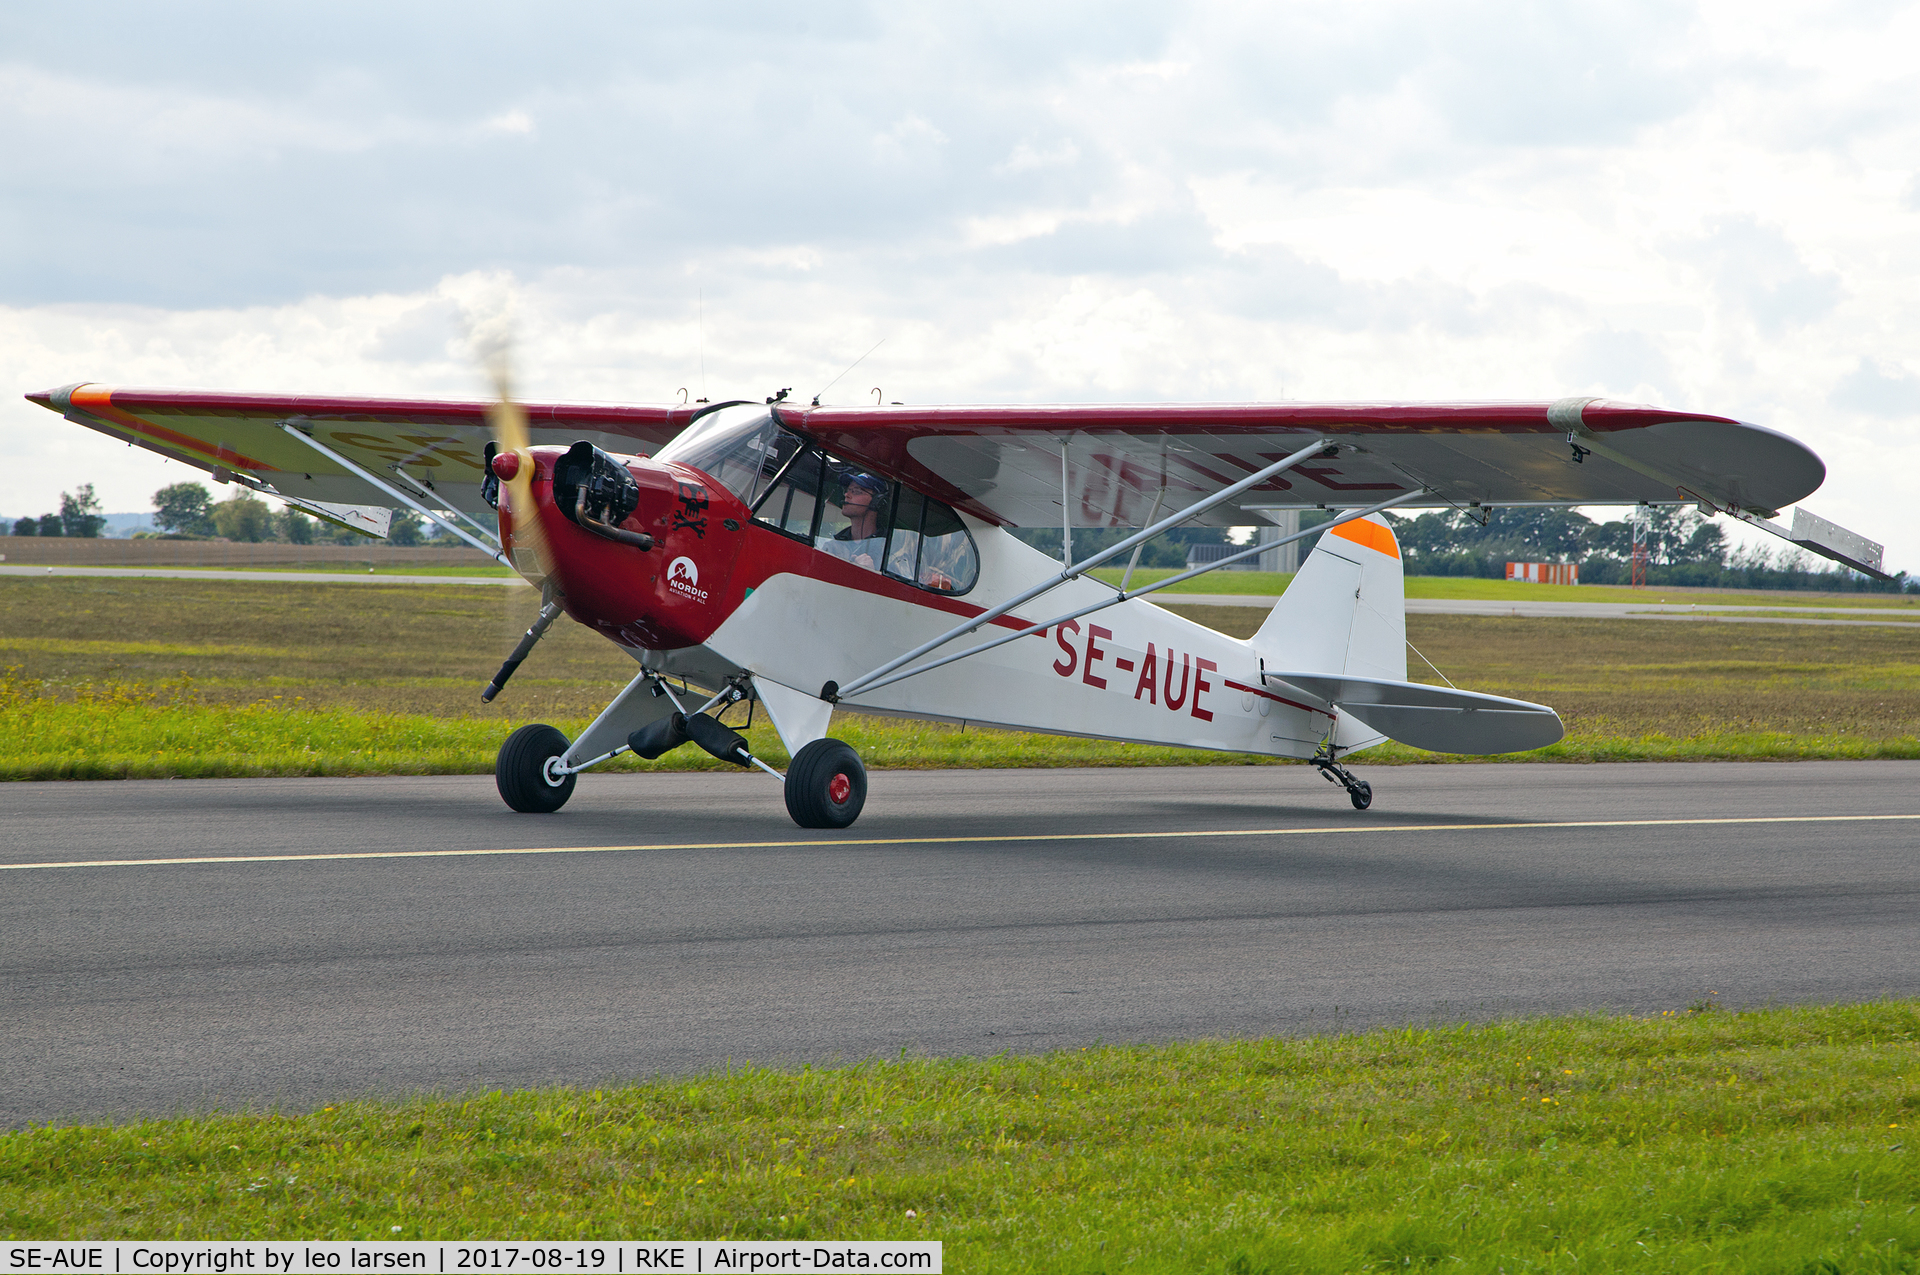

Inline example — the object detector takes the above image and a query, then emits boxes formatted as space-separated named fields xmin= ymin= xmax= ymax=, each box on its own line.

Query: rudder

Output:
xmin=1253 ymin=514 xmax=1406 ymax=682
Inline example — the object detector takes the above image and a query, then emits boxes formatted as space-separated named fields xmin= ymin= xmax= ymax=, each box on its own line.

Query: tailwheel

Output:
xmin=1310 ymin=741 xmax=1373 ymax=812
xmin=496 ymin=723 xmax=577 ymax=813
xmin=785 ymin=738 xmax=867 ymax=829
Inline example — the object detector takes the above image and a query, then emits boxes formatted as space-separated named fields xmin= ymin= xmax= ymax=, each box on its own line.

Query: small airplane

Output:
xmin=27 ymin=381 xmax=1889 ymax=827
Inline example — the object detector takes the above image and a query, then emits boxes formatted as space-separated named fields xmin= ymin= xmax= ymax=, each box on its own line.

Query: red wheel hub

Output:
xmin=827 ymin=772 xmax=852 ymax=804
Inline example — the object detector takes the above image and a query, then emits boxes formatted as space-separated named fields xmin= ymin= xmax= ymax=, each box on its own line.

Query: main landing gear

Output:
xmin=496 ymin=723 xmax=578 ymax=813
xmin=785 ymin=738 xmax=868 ymax=828
xmin=492 ymin=674 xmax=871 ymax=828
xmin=1311 ymin=741 xmax=1373 ymax=811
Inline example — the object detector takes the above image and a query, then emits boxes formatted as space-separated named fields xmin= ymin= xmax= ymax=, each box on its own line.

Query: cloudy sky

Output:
xmin=3 ymin=0 xmax=1916 ymax=569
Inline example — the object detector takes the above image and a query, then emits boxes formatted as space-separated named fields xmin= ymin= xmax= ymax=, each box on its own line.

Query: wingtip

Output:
xmin=25 ymin=382 xmax=92 ymax=412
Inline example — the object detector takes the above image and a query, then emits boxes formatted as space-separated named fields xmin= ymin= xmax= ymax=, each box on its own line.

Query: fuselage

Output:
xmin=504 ymin=427 xmax=1372 ymax=760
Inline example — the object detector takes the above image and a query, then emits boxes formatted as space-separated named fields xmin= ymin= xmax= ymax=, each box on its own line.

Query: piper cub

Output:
xmin=29 ymin=382 xmax=1887 ymax=827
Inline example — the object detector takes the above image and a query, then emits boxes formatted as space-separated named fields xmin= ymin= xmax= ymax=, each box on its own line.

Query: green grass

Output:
xmin=3 ymin=578 xmax=1917 ymax=779
xmin=5 ymin=682 xmax=1916 ymax=781
xmin=3 ymin=1003 xmax=1914 ymax=1271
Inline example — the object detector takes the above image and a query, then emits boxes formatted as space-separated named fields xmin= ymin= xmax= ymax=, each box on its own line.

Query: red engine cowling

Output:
xmin=499 ymin=444 xmax=750 ymax=651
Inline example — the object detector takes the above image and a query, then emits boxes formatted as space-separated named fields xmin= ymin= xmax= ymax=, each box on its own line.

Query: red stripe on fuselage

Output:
xmin=1223 ymin=678 xmax=1334 ymax=719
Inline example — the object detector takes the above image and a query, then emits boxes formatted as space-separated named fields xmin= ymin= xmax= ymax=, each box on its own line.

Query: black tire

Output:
xmin=496 ymin=723 xmax=577 ymax=813
xmin=1349 ymin=779 xmax=1373 ymax=811
xmin=785 ymin=738 xmax=867 ymax=829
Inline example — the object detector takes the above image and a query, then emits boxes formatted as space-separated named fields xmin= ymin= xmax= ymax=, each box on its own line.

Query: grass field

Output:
xmin=2 ymin=576 xmax=1917 ymax=779
xmin=2 ymin=1003 xmax=1913 ymax=1270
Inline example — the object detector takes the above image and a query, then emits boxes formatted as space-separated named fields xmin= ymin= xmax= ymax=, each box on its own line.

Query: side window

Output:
xmin=753 ymin=447 xmax=825 ymax=539
xmin=884 ymin=486 xmax=927 ymax=582
xmin=816 ymin=467 xmax=891 ymax=574
xmin=915 ymin=499 xmax=979 ymax=594
xmin=752 ymin=446 xmax=979 ymax=595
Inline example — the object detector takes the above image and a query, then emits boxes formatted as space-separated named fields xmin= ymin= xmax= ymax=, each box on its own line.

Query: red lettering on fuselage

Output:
xmin=1165 ymin=650 xmax=1190 ymax=709
xmin=1190 ymin=656 xmax=1217 ymax=721
xmin=1135 ymin=644 xmax=1158 ymax=703
xmin=1083 ymin=625 xmax=1111 ymax=689
xmin=1053 ymin=619 xmax=1082 ymax=677
xmin=1038 ymin=615 xmax=1236 ymax=729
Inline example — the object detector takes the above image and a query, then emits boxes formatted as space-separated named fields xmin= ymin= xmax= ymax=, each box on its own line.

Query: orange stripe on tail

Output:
xmin=1329 ymin=517 xmax=1400 ymax=559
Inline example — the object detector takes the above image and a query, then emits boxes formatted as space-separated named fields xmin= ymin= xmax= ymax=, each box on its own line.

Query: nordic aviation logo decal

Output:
xmin=666 ymin=556 xmax=709 ymax=602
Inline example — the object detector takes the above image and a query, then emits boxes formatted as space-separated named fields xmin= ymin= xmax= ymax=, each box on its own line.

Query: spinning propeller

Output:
xmin=479 ymin=344 xmax=565 ymax=703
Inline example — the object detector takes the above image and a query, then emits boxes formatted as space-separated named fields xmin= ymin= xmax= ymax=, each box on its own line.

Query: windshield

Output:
xmin=654 ymin=405 xmax=782 ymax=505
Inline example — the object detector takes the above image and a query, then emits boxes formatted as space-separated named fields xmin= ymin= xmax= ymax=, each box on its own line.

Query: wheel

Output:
xmin=785 ymin=738 xmax=867 ymax=829
xmin=496 ymin=723 xmax=577 ymax=813
xmin=1348 ymin=779 xmax=1372 ymax=811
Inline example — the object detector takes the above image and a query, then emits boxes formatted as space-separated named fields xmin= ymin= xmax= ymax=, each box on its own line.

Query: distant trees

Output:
xmin=387 ymin=511 xmax=425 ymax=547
xmin=1386 ymin=505 xmax=1907 ymax=592
xmin=153 ymin=482 xmax=217 ymax=536
xmin=276 ymin=507 xmax=317 ymax=544
xmin=211 ymin=493 xmax=274 ymax=542
xmin=4 ymin=486 xmax=106 ymax=537
xmin=59 ymin=484 xmax=106 ymax=537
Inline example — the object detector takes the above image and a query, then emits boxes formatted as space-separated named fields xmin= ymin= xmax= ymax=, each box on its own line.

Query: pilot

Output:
xmin=821 ymin=471 xmax=889 ymax=571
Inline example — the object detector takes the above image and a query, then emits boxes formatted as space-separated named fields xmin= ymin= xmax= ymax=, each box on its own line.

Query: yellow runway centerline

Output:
xmin=4 ymin=813 xmax=1919 ymax=871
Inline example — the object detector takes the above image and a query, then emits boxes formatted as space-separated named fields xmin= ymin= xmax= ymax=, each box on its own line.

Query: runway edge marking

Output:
xmin=7 ymin=813 xmax=1920 ymax=871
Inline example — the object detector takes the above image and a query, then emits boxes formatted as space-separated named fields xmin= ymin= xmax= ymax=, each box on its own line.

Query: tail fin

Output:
xmin=1255 ymin=515 xmax=1566 ymax=755
xmin=1253 ymin=514 xmax=1406 ymax=682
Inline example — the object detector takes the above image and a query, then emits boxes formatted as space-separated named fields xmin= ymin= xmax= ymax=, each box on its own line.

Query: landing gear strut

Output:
xmin=1311 ymin=741 xmax=1373 ymax=811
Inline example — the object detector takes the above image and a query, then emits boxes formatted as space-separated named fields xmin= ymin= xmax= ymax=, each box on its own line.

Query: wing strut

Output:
xmin=277 ymin=422 xmax=508 ymax=564
xmin=833 ymin=436 xmax=1342 ymax=700
xmin=839 ymin=488 xmax=1428 ymax=699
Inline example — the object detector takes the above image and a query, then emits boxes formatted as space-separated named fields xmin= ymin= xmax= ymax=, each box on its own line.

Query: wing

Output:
xmin=778 ymin=396 xmax=1827 ymax=529
xmin=27 ymin=383 xmax=706 ymax=529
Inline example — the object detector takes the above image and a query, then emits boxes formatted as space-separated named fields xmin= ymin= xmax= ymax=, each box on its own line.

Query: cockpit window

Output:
xmin=756 ymin=446 xmax=825 ymax=539
xmin=748 ymin=431 xmax=979 ymax=596
xmin=655 ymin=407 xmax=782 ymax=505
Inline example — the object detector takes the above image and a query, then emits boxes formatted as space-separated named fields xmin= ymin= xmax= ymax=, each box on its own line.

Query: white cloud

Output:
xmin=2 ymin=0 xmax=1917 ymax=572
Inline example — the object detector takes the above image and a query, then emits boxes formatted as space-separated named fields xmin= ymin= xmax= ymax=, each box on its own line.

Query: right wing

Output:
xmin=781 ymin=396 xmax=1829 ymax=529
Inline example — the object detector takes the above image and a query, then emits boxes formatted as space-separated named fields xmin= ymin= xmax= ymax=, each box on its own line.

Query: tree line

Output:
xmin=5 ymin=481 xmax=447 ymax=547
xmin=7 ymin=484 xmax=108 ymax=538
xmin=1384 ymin=506 xmax=1911 ymax=593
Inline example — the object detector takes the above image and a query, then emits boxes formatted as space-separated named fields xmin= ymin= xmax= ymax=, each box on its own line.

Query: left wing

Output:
xmin=27 ymin=383 xmax=705 ymax=532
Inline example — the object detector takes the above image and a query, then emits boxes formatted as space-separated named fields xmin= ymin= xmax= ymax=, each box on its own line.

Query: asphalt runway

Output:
xmin=5 ymin=761 xmax=1918 ymax=1128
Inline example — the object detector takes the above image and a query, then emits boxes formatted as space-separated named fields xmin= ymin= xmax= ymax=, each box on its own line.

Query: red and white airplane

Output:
xmin=27 ymin=382 xmax=1886 ymax=827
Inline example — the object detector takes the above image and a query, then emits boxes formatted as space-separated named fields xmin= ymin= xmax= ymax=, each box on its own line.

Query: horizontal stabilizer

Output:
xmin=1263 ymin=671 xmax=1565 ymax=755
xmin=1731 ymin=506 xmax=1889 ymax=580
